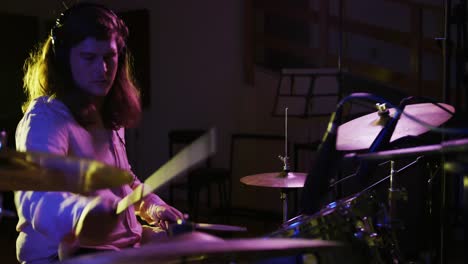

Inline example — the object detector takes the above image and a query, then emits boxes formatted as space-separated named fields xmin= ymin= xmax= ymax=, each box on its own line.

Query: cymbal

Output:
xmin=337 ymin=103 xmax=455 ymax=151
xmin=194 ymin=222 xmax=247 ymax=232
xmin=0 ymin=149 xmax=133 ymax=193
xmin=62 ymin=232 xmax=340 ymax=264
xmin=167 ymin=221 xmax=247 ymax=236
xmin=344 ymin=137 xmax=468 ymax=161
xmin=240 ymin=171 xmax=307 ymax=188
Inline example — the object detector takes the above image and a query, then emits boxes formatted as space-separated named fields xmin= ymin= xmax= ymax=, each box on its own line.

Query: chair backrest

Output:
xmin=168 ymin=129 xmax=211 ymax=167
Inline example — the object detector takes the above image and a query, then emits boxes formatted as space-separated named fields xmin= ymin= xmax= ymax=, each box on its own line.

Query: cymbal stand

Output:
xmin=0 ymin=130 xmax=6 ymax=151
xmin=387 ymin=160 xmax=407 ymax=229
xmin=439 ymin=1 xmax=455 ymax=261
xmin=0 ymin=130 xmax=16 ymax=222
xmin=278 ymin=108 xmax=291 ymax=222
xmin=358 ymin=158 xmax=421 ymax=263
xmin=359 ymin=157 xmax=422 ymax=196
xmin=277 ymin=155 xmax=291 ymax=223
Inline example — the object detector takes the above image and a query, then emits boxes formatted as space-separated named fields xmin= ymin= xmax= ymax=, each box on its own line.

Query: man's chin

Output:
xmin=86 ymin=87 xmax=111 ymax=97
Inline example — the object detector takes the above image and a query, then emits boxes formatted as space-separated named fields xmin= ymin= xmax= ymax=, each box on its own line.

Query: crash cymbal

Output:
xmin=0 ymin=149 xmax=133 ymax=193
xmin=62 ymin=232 xmax=340 ymax=264
xmin=337 ymin=103 xmax=455 ymax=151
xmin=344 ymin=137 xmax=468 ymax=161
xmin=240 ymin=171 xmax=307 ymax=188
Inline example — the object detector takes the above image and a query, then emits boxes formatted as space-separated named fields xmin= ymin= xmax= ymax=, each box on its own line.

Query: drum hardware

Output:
xmin=0 ymin=130 xmax=16 ymax=221
xmin=193 ymin=222 xmax=247 ymax=232
xmin=363 ymin=157 xmax=424 ymax=262
xmin=274 ymin=95 xmax=457 ymax=262
xmin=358 ymin=157 xmax=423 ymax=197
xmin=240 ymin=170 xmax=307 ymax=223
xmin=329 ymin=161 xmax=392 ymax=190
xmin=319 ymin=157 xmax=421 ymax=261
xmin=0 ymin=191 xmax=16 ymax=222
xmin=240 ymin=108 xmax=307 ymax=222
xmin=353 ymin=215 xmax=378 ymax=242
xmin=240 ymin=171 xmax=306 ymax=189
xmin=279 ymin=107 xmax=293 ymax=223
xmin=0 ymin=130 xmax=6 ymax=150
xmin=344 ymin=138 xmax=468 ymax=161
xmin=387 ymin=160 xmax=408 ymax=229
xmin=270 ymin=191 xmax=395 ymax=263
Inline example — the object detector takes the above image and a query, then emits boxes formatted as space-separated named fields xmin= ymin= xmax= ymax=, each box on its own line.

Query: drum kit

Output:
xmin=0 ymin=100 xmax=465 ymax=263
xmin=0 ymin=129 xmax=341 ymax=263
xmin=239 ymin=101 xmax=465 ymax=263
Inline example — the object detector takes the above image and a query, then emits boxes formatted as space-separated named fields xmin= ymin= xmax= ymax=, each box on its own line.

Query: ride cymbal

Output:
xmin=0 ymin=150 xmax=133 ymax=193
xmin=337 ymin=103 xmax=455 ymax=151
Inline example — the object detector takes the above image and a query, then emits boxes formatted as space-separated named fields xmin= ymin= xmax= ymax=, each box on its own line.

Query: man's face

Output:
xmin=69 ymin=36 xmax=119 ymax=97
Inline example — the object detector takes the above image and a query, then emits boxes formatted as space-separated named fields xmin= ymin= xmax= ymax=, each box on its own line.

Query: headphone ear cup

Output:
xmin=53 ymin=42 xmax=67 ymax=70
xmin=50 ymin=3 xmax=127 ymax=68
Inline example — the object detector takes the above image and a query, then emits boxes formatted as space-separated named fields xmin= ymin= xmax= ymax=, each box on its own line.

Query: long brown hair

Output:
xmin=23 ymin=3 xmax=141 ymax=129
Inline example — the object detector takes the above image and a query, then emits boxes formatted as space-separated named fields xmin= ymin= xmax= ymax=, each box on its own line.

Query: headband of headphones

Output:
xmin=50 ymin=3 xmax=127 ymax=50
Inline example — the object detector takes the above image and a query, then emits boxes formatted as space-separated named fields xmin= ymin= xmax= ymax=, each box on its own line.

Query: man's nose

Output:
xmin=96 ymin=58 xmax=108 ymax=74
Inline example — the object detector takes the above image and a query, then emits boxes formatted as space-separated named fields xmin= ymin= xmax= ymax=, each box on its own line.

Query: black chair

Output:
xmin=168 ymin=129 xmax=230 ymax=221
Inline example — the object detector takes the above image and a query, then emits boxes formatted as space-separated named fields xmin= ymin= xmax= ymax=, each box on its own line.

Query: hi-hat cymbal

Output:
xmin=62 ymin=231 xmax=340 ymax=264
xmin=240 ymin=171 xmax=307 ymax=188
xmin=0 ymin=149 xmax=133 ymax=193
xmin=337 ymin=103 xmax=455 ymax=151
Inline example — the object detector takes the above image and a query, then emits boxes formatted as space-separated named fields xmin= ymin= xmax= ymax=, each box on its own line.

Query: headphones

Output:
xmin=50 ymin=2 xmax=127 ymax=56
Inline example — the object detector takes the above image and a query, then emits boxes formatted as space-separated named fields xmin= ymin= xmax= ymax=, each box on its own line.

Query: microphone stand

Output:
xmin=440 ymin=1 xmax=456 ymax=262
xmin=301 ymin=108 xmax=343 ymax=214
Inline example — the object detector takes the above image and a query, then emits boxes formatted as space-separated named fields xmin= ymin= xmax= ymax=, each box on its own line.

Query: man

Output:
xmin=15 ymin=3 xmax=183 ymax=263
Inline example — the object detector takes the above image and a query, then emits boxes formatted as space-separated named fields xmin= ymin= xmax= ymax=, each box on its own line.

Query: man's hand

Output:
xmin=74 ymin=197 xmax=119 ymax=245
xmin=138 ymin=201 xmax=184 ymax=230
xmin=59 ymin=197 xmax=119 ymax=260
xmin=149 ymin=204 xmax=184 ymax=230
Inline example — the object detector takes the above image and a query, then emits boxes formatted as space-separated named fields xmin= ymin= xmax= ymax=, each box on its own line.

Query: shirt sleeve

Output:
xmin=15 ymin=103 xmax=91 ymax=243
xmin=15 ymin=191 xmax=91 ymax=242
xmin=16 ymin=104 xmax=69 ymax=154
